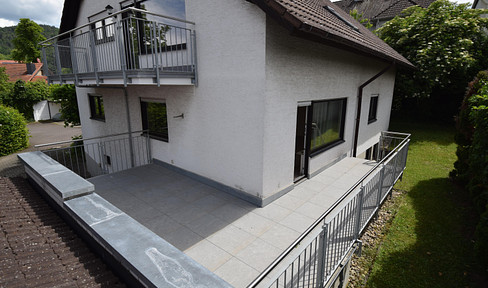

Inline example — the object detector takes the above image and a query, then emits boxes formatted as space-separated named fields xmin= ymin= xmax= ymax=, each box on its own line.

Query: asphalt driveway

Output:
xmin=0 ymin=121 xmax=82 ymax=177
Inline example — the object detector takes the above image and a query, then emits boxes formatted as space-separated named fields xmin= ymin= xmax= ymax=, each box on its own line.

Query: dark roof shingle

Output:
xmin=250 ymin=0 xmax=414 ymax=68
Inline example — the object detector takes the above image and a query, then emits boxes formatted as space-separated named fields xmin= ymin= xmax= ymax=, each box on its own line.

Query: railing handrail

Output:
xmin=34 ymin=130 xmax=148 ymax=148
xmin=247 ymin=131 xmax=410 ymax=287
xmin=40 ymin=7 xmax=195 ymax=46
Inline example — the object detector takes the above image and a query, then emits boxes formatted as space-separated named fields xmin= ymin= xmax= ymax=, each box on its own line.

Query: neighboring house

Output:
xmin=0 ymin=60 xmax=47 ymax=83
xmin=41 ymin=0 xmax=412 ymax=207
xmin=334 ymin=0 xmax=435 ymax=29
xmin=473 ymin=0 xmax=488 ymax=13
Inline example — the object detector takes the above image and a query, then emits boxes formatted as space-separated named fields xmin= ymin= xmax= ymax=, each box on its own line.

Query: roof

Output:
xmin=0 ymin=177 xmax=126 ymax=287
xmin=335 ymin=0 xmax=434 ymax=21
xmin=249 ymin=0 xmax=413 ymax=68
xmin=0 ymin=60 xmax=47 ymax=83
xmin=57 ymin=0 xmax=413 ymax=68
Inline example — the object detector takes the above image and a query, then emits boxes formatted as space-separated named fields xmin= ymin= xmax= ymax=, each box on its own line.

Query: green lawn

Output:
xmin=364 ymin=120 xmax=481 ymax=288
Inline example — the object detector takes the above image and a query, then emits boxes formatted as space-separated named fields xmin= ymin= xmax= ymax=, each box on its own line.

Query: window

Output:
xmin=141 ymin=100 xmax=168 ymax=141
xmin=310 ymin=98 xmax=347 ymax=153
xmin=92 ymin=18 xmax=115 ymax=44
xmin=368 ymin=95 xmax=379 ymax=124
xmin=89 ymin=94 xmax=105 ymax=121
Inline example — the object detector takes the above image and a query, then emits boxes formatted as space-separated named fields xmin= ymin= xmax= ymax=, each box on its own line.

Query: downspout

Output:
xmin=353 ymin=62 xmax=394 ymax=157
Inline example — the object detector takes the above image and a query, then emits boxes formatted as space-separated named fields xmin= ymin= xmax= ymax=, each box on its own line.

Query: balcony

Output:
xmin=19 ymin=131 xmax=410 ymax=287
xmin=40 ymin=7 xmax=197 ymax=86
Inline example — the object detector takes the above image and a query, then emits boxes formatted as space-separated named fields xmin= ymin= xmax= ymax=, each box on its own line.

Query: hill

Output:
xmin=0 ymin=24 xmax=59 ymax=59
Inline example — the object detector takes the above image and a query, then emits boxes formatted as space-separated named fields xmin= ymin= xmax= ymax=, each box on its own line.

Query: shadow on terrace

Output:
xmin=29 ymin=130 xmax=410 ymax=287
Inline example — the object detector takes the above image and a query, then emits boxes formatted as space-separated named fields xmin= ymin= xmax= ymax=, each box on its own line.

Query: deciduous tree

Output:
xmin=376 ymin=0 xmax=488 ymax=118
xmin=11 ymin=18 xmax=46 ymax=63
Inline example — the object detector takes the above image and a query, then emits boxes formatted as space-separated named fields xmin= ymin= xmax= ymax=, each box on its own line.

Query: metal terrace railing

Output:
xmin=36 ymin=131 xmax=151 ymax=179
xmin=40 ymin=7 xmax=197 ymax=86
xmin=248 ymin=131 xmax=410 ymax=288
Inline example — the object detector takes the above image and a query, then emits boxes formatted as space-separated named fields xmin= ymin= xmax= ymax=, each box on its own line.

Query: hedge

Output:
xmin=0 ymin=105 xmax=29 ymax=156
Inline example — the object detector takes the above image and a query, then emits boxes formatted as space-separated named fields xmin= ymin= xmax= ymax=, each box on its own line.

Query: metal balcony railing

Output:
xmin=248 ymin=131 xmax=410 ymax=288
xmin=40 ymin=7 xmax=197 ymax=86
xmin=35 ymin=131 xmax=151 ymax=179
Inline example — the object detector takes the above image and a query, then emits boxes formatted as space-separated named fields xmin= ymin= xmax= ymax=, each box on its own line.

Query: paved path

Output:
xmin=0 ymin=122 xmax=82 ymax=178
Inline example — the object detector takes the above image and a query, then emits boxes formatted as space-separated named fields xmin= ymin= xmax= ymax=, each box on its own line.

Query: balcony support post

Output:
xmin=41 ymin=47 xmax=50 ymax=84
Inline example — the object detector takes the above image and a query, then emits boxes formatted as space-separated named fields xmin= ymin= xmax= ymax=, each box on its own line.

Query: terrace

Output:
xmin=40 ymin=7 xmax=197 ymax=86
xmin=20 ymin=131 xmax=409 ymax=287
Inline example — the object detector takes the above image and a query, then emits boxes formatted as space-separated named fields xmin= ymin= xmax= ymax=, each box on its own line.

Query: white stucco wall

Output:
xmin=75 ymin=0 xmax=397 ymax=202
xmin=261 ymin=18 xmax=396 ymax=198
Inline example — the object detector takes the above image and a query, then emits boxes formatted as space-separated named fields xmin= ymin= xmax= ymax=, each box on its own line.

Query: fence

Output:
xmin=248 ymin=132 xmax=410 ymax=288
xmin=36 ymin=131 xmax=151 ymax=179
xmin=40 ymin=7 xmax=197 ymax=86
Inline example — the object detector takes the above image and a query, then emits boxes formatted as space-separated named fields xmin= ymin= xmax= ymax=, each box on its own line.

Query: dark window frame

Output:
xmin=140 ymin=100 xmax=169 ymax=142
xmin=309 ymin=98 xmax=347 ymax=156
xmin=91 ymin=18 xmax=115 ymax=44
xmin=89 ymin=94 xmax=105 ymax=121
xmin=368 ymin=95 xmax=379 ymax=124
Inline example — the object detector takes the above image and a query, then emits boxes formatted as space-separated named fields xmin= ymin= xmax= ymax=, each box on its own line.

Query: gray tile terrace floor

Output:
xmin=89 ymin=157 xmax=375 ymax=287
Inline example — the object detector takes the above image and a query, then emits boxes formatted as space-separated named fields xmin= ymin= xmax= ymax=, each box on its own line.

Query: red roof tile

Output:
xmin=0 ymin=61 xmax=47 ymax=83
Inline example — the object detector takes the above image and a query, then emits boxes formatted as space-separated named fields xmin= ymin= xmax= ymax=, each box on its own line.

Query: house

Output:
xmin=334 ymin=0 xmax=435 ymax=29
xmin=33 ymin=0 xmax=413 ymax=286
xmin=0 ymin=60 xmax=47 ymax=82
xmin=44 ymin=0 xmax=412 ymax=207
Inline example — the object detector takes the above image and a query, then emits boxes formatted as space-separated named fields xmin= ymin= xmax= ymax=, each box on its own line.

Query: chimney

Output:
xmin=26 ymin=63 xmax=36 ymax=75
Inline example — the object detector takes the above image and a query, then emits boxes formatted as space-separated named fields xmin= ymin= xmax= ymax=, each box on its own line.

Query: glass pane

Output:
xmin=146 ymin=102 xmax=168 ymax=140
xmin=311 ymin=99 xmax=344 ymax=151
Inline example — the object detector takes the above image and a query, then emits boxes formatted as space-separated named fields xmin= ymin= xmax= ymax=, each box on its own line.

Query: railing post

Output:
xmin=377 ymin=133 xmax=383 ymax=161
xmin=146 ymin=132 xmax=151 ymax=164
xmin=41 ymin=46 xmax=49 ymax=79
xmin=354 ymin=186 xmax=365 ymax=239
xmin=316 ymin=223 xmax=328 ymax=288
xmin=375 ymin=165 xmax=385 ymax=218
xmin=68 ymin=35 xmax=79 ymax=86
xmin=89 ymin=29 xmax=100 ymax=85
xmin=53 ymin=43 xmax=63 ymax=83
xmin=116 ymin=17 xmax=128 ymax=87
xmin=152 ymin=21 xmax=161 ymax=87
xmin=191 ymin=30 xmax=198 ymax=86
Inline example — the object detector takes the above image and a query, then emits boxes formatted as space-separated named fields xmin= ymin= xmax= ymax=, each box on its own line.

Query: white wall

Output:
xmin=33 ymin=100 xmax=62 ymax=121
xmin=261 ymin=18 xmax=396 ymax=198
xmin=75 ymin=0 xmax=397 ymax=202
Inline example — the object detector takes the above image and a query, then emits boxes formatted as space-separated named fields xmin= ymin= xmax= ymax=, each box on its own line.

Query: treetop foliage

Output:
xmin=0 ymin=24 xmax=58 ymax=57
xmin=11 ymin=18 xmax=46 ymax=63
xmin=376 ymin=0 xmax=488 ymax=99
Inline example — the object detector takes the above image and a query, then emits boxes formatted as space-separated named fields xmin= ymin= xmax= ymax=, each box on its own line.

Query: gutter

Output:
xmin=353 ymin=63 xmax=394 ymax=157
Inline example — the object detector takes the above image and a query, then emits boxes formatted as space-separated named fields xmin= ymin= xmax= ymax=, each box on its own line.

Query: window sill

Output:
xmin=368 ymin=118 xmax=377 ymax=124
xmin=310 ymin=139 xmax=345 ymax=158
xmin=90 ymin=117 xmax=105 ymax=122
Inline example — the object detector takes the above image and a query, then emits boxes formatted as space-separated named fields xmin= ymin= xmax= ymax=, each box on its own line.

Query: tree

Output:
xmin=350 ymin=9 xmax=372 ymax=29
xmin=11 ymin=18 xmax=46 ymax=63
xmin=376 ymin=0 xmax=488 ymax=119
xmin=50 ymin=84 xmax=80 ymax=127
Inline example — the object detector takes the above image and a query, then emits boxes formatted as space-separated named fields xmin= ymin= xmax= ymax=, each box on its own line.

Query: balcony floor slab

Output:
xmin=89 ymin=157 xmax=376 ymax=287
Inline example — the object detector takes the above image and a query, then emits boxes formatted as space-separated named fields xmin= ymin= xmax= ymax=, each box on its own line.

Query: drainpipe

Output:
xmin=353 ymin=63 xmax=394 ymax=157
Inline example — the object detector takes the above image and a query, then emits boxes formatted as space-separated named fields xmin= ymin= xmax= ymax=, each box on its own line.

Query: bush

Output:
xmin=0 ymin=79 xmax=48 ymax=120
xmin=0 ymin=105 xmax=29 ymax=156
xmin=50 ymin=84 xmax=80 ymax=127
xmin=452 ymin=70 xmax=488 ymax=269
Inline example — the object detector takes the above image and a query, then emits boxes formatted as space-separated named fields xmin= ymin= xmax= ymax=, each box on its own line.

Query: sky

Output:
xmin=0 ymin=0 xmax=476 ymax=28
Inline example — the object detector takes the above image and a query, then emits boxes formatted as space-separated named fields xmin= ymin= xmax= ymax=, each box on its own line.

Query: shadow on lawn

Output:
xmin=366 ymin=177 xmax=482 ymax=288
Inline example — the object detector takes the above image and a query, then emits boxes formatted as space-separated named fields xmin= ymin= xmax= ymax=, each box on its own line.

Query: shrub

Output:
xmin=50 ymin=84 xmax=80 ymax=127
xmin=0 ymin=105 xmax=28 ymax=156
xmin=0 ymin=79 xmax=48 ymax=120
xmin=452 ymin=71 xmax=488 ymax=269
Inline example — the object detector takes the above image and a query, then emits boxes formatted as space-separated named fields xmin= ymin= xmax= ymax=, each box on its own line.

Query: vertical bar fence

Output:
xmin=248 ymin=131 xmax=410 ymax=288
xmin=36 ymin=130 xmax=151 ymax=179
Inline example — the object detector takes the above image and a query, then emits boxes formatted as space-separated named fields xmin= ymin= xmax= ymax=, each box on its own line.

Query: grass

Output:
xmin=363 ymin=119 xmax=482 ymax=288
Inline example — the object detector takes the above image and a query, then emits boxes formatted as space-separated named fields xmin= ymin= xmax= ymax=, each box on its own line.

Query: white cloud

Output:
xmin=0 ymin=18 xmax=18 ymax=27
xmin=0 ymin=0 xmax=64 ymax=27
